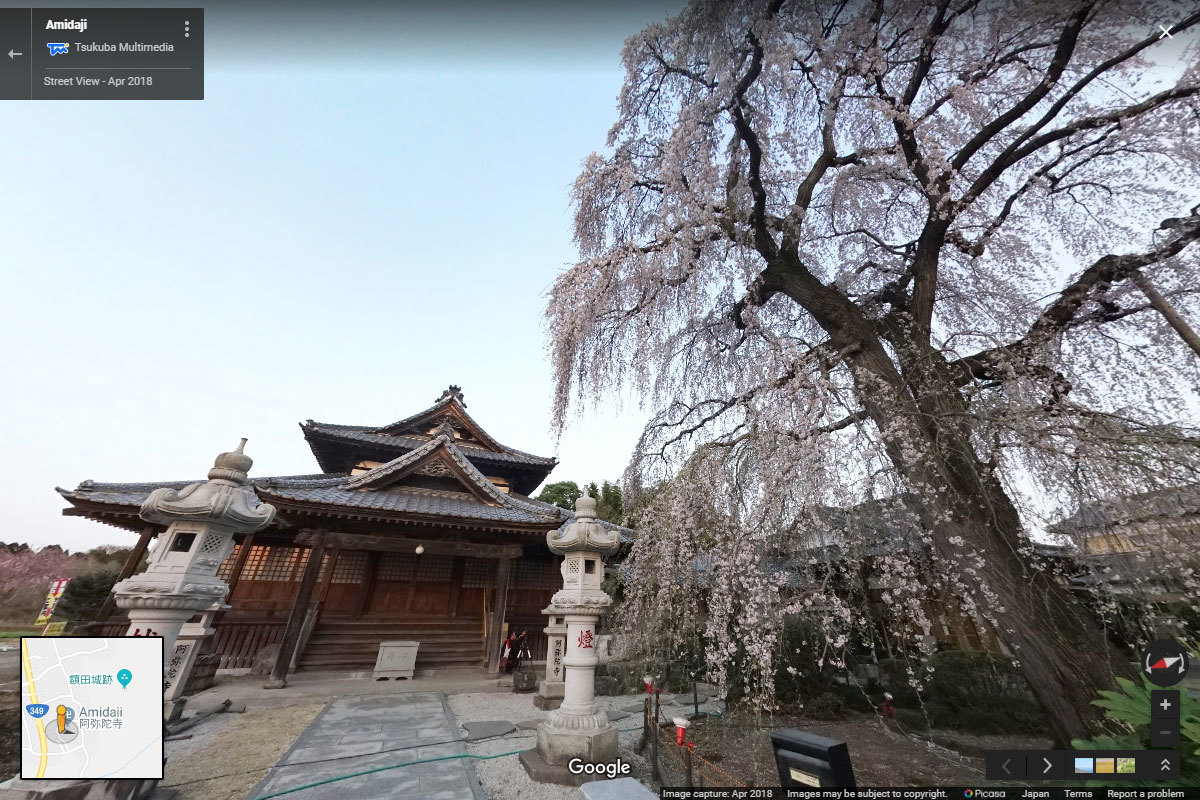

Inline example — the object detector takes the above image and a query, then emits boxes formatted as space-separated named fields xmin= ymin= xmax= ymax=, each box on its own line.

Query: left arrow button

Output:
xmin=8 ymin=50 xmax=22 ymax=59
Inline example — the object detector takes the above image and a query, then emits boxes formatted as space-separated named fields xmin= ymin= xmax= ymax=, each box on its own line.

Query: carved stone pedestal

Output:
xmin=533 ymin=609 xmax=567 ymax=710
xmin=533 ymin=682 xmax=564 ymax=711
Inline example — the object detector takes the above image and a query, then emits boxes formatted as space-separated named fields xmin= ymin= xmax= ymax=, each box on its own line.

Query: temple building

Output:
xmin=58 ymin=386 xmax=580 ymax=677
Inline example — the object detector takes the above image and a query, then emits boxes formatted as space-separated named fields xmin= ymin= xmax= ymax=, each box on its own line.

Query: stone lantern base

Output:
xmin=518 ymin=728 xmax=619 ymax=787
xmin=521 ymin=711 xmax=618 ymax=785
xmin=535 ymin=715 xmax=618 ymax=764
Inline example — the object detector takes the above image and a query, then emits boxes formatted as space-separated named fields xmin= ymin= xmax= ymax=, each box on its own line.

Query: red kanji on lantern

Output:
xmin=577 ymin=629 xmax=594 ymax=649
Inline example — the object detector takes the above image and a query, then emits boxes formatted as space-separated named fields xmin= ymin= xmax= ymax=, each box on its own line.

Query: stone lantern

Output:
xmin=112 ymin=439 xmax=275 ymax=716
xmin=521 ymin=494 xmax=620 ymax=784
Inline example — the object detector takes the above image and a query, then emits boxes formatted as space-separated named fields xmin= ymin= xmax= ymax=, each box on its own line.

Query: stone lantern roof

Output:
xmin=546 ymin=495 xmax=621 ymax=556
xmin=139 ymin=439 xmax=276 ymax=531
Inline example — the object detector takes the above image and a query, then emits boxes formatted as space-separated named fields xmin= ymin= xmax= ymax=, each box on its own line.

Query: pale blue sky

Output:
xmin=1 ymin=2 xmax=680 ymax=551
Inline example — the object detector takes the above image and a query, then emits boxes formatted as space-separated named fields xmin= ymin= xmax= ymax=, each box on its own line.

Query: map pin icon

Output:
xmin=116 ymin=669 xmax=132 ymax=689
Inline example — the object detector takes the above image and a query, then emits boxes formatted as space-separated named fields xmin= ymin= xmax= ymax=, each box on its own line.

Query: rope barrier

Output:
xmin=652 ymin=714 xmax=744 ymax=786
xmin=649 ymin=717 xmax=748 ymax=788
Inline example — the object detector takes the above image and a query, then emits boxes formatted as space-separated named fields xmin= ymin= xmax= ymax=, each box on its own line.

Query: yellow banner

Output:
xmin=33 ymin=579 xmax=69 ymax=625
xmin=40 ymin=622 xmax=67 ymax=636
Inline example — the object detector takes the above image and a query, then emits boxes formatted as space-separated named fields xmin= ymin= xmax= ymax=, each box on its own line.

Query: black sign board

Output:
xmin=770 ymin=729 xmax=856 ymax=788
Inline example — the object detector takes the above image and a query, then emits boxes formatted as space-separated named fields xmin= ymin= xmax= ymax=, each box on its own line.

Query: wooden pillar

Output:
xmin=485 ymin=557 xmax=512 ymax=674
xmin=355 ymin=551 xmax=380 ymax=617
xmin=223 ymin=532 xmax=256 ymax=600
xmin=287 ymin=548 xmax=339 ymax=672
xmin=316 ymin=548 xmax=339 ymax=605
xmin=266 ymin=532 xmax=326 ymax=689
xmin=448 ymin=556 xmax=465 ymax=617
xmin=96 ymin=526 xmax=155 ymax=622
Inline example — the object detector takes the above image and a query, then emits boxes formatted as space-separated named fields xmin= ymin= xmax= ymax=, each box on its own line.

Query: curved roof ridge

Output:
xmin=338 ymin=435 xmax=536 ymax=513
xmin=371 ymin=393 xmax=459 ymax=436
xmin=58 ymin=473 xmax=353 ymax=496
xmin=254 ymin=473 xmax=349 ymax=489
xmin=340 ymin=436 xmax=445 ymax=491
xmin=302 ymin=420 xmax=557 ymax=467
xmin=303 ymin=421 xmax=374 ymax=433
xmin=505 ymin=491 xmax=570 ymax=519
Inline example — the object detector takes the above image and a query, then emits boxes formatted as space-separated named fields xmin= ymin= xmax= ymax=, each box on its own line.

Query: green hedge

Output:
xmin=877 ymin=650 xmax=1049 ymax=734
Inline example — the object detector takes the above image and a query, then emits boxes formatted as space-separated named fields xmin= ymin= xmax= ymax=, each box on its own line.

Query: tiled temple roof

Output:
xmin=303 ymin=390 xmax=556 ymax=471
xmin=57 ymin=436 xmax=587 ymax=531
xmin=1051 ymin=483 xmax=1200 ymax=534
xmin=56 ymin=388 xmax=640 ymax=538
xmin=302 ymin=422 xmax=556 ymax=467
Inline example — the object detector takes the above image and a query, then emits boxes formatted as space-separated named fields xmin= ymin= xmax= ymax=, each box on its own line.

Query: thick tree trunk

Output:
xmin=773 ymin=263 xmax=1127 ymax=744
xmin=934 ymin=470 xmax=1123 ymax=745
xmin=849 ymin=337 xmax=1126 ymax=745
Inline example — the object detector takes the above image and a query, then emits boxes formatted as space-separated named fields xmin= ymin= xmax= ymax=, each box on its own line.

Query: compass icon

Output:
xmin=1142 ymin=639 xmax=1190 ymax=687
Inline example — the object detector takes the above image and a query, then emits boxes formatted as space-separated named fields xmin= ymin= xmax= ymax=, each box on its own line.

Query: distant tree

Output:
xmin=539 ymin=480 xmax=626 ymax=525
xmin=53 ymin=567 xmax=122 ymax=624
xmin=0 ymin=546 xmax=79 ymax=621
xmin=83 ymin=545 xmax=135 ymax=566
xmin=585 ymin=481 xmax=625 ymax=525
xmin=536 ymin=481 xmax=583 ymax=510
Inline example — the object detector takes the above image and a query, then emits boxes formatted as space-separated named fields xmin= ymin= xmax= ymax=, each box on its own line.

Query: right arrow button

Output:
xmin=1031 ymin=751 xmax=1065 ymax=780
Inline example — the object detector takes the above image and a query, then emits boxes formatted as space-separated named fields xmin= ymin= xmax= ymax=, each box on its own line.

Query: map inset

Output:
xmin=20 ymin=636 xmax=164 ymax=779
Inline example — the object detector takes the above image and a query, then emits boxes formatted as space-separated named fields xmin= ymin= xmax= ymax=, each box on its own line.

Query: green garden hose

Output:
xmin=253 ymin=725 xmax=644 ymax=800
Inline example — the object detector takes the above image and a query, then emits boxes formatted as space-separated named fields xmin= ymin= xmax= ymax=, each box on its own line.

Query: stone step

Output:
xmin=311 ymin=621 xmax=483 ymax=632
xmin=299 ymin=652 xmax=481 ymax=669
xmin=299 ymin=617 xmax=486 ymax=671
xmin=307 ymin=634 xmax=482 ymax=646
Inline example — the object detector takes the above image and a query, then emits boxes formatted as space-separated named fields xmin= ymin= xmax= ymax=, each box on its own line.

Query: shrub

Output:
xmin=804 ymin=691 xmax=846 ymax=720
xmin=894 ymin=708 xmax=928 ymax=731
xmin=833 ymin=683 xmax=879 ymax=713
xmin=53 ymin=568 xmax=121 ymax=624
xmin=875 ymin=657 xmax=922 ymax=705
xmin=920 ymin=650 xmax=1047 ymax=734
xmin=875 ymin=650 xmax=1048 ymax=734
xmin=774 ymin=616 xmax=837 ymax=706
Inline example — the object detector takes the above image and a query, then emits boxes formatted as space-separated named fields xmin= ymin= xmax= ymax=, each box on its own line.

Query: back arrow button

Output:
xmin=8 ymin=50 xmax=23 ymax=59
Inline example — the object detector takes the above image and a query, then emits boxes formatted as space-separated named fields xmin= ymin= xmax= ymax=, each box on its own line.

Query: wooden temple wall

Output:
xmin=89 ymin=539 xmax=560 ymax=673
xmin=211 ymin=541 xmax=559 ymax=667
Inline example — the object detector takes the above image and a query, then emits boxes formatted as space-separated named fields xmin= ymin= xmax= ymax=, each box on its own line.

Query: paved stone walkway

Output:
xmin=246 ymin=693 xmax=481 ymax=800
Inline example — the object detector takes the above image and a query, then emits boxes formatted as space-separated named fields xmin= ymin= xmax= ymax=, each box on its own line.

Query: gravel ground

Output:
xmin=0 ymin=691 xmax=19 ymax=780
xmin=683 ymin=709 xmax=1053 ymax=787
xmin=448 ymin=691 xmax=722 ymax=800
xmin=158 ymin=702 xmax=324 ymax=800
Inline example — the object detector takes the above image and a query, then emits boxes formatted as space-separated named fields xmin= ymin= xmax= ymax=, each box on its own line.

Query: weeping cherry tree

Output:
xmin=546 ymin=0 xmax=1200 ymax=744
